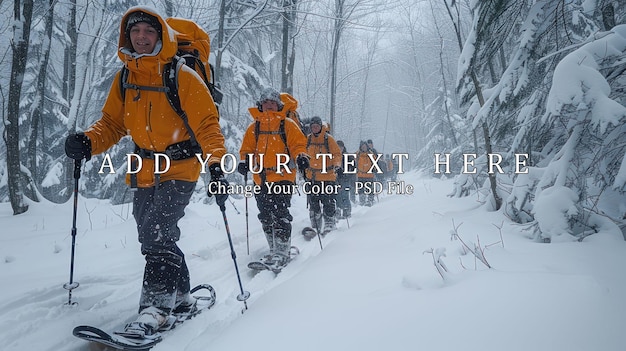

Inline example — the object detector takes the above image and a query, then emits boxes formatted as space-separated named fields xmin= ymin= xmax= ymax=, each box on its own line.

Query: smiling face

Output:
xmin=261 ymin=100 xmax=280 ymax=112
xmin=129 ymin=22 xmax=159 ymax=54
xmin=310 ymin=123 xmax=322 ymax=134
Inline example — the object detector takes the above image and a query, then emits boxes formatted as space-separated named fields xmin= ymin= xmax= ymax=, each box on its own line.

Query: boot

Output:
xmin=274 ymin=235 xmax=291 ymax=257
xmin=344 ymin=207 xmax=351 ymax=218
xmin=336 ymin=208 xmax=345 ymax=219
xmin=271 ymin=233 xmax=292 ymax=268
xmin=323 ymin=215 xmax=336 ymax=233
xmin=262 ymin=224 xmax=276 ymax=254
xmin=259 ymin=253 xmax=275 ymax=264
xmin=173 ymin=292 xmax=197 ymax=314
xmin=309 ymin=211 xmax=322 ymax=231
xmin=122 ymin=306 xmax=168 ymax=338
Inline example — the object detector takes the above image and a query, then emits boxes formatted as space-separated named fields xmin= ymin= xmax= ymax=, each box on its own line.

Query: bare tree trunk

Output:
xmin=61 ymin=0 xmax=77 ymax=204
xmin=438 ymin=38 xmax=458 ymax=147
xmin=214 ymin=0 xmax=226 ymax=84
xmin=27 ymin=0 xmax=55 ymax=197
xmin=470 ymin=71 xmax=502 ymax=210
xmin=329 ymin=0 xmax=344 ymax=132
xmin=357 ymin=31 xmax=380 ymax=140
xmin=287 ymin=35 xmax=296 ymax=93
xmin=6 ymin=0 xmax=34 ymax=215
xmin=444 ymin=0 xmax=501 ymax=210
xmin=280 ymin=1 xmax=289 ymax=92
xmin=62 ymin=0 xmax=76 ymax=113
xmin=163 ymin=0 xmax=174 ymax=17
xmin=280 ymin=0 xmax=296 ymax=94
xmin=601 ymin=3 xmax=615 ymax=30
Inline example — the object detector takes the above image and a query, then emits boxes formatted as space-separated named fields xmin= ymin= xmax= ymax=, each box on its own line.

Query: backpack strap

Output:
xmin=162 ymin=57 xmax=202 ymax=154
xmin=207 ymin=64 xmax=223 ymax=106
xmin=179 ymin=50 xmax=210 ymax=86
xmin=119 ymin=57 xmax=202 ymax=155
xmin=254 ymin=119 xmax=290 ymax=156
xmin=324 ymin=133 xmax=329 ymax=152
xmin=306 ymin=132 xmax=329 ymax=152
xmin=119 ymin=67 xmax=128 ymax=101
xmin=279 ymin=119 xmax=287 ymax=148
xmin=119 ymin=66 xmax=169 ymax=102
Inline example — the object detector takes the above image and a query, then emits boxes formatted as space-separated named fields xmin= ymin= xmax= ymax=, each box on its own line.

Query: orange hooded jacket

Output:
xmin=84 ymin=7 xmax=225 ymax=187
xmin=281 ymin=93 xmax=302 ymax=127
xmin=305 ymin=125 xmax=342 ymax=182
xmin=356 ymin=141 xmax=375 ymax=179
xmin=239 ymin=94 xmax=308 ymax=185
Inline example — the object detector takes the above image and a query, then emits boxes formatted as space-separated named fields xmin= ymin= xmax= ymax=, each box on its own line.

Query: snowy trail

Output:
xmin=2 ymin=173 xmax=626 ymax=351
xmin=0 ymin=177 xmax=349 ymax=351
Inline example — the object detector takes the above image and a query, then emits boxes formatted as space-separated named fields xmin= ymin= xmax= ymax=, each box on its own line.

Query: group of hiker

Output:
xmin=62 ymin=6 xmax=397 ymax=340
xmin=236 ymin=87 xmax=398 ymax=254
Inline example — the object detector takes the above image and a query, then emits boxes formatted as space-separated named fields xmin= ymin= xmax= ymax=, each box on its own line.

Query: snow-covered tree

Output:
xmin=512 ymin=24 xmax=626 ymax=241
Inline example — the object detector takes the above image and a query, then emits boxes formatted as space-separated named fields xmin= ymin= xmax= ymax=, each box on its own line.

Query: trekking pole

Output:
xmin=63 ymin=159 xmax=82 ymax=305
xmin=244 ymin=173 xmax=250 ymax=255
xmin=310 ymin=198 xmax=323 ymax=251
xmin=316 ymin=221 xmax=324 ymax=250
xmin=228 ymin=198 xmax=240 ymax=214
xmin=219 ymin=204 xmax=250 ymax=312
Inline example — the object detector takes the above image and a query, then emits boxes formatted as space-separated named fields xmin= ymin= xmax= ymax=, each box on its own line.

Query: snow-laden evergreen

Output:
xmin=508 ymin=24 xmax=626 ymax=241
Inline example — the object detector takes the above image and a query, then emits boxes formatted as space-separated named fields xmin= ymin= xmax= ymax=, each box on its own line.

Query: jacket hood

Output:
xmin=321 ymin=124 xmax=330 ymax=135
xmin=280 ymin=93 xmax=298 ymax=112
xmin=248 ymin=107 xmax=286 ymax=123
xmin=117 ymin=6 xmax=177 ymax=66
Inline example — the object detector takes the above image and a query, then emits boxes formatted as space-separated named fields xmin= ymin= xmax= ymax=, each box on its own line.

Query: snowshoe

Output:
xmin=248 ymin=246 xmax=299 ymax=273
xmin=73 ymin=284 xmax=216 ymax=350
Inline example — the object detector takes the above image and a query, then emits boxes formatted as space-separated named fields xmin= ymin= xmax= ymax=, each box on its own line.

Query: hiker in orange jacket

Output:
xmin=238 ymin=88 xmax=309 ymax=266
xmin=64 ymin=6 xmax=227 ymax=337
xmin=304 ymin=116 xmax=342 ymax=233
xmin=356 ymin=140 xmax=376 ymax=206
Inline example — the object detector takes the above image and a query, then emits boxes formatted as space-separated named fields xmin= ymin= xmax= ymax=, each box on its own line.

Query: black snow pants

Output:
xmin=336 ymin=174 xmax=353 ymax=216
xmin=255 ymin=181 xmax=294 ymax=247
xmin=307 ymin=180 xmax=337 ymax=219
xmin=133 ymin=180 xmax=195 ymax=314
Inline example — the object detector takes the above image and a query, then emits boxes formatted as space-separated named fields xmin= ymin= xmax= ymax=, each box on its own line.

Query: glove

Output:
xmin=237 ymin=160 xmax=249 ymax=176
xmin=296 ymin=154 xmax=310 ymax=171
xmin=207 ymin=164 xmax=229 ymax=209
xmin=65 ymin=133 xmax=92 ymax=161
xmin=209 ymin=163 xmax=224 ymax=179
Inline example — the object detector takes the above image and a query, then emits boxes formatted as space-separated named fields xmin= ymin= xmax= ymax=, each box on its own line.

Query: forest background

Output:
xmin=1 ymin=0 xmax=626 ymax=242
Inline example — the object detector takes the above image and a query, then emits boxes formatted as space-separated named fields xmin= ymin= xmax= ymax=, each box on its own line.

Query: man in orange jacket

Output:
xmin=304 ymin=116 xmax=342 ymax=233
xmin=238 ymin=88 xmax=309 ymax=267
xmin=64 ymin=7 xmax=227 ymax=337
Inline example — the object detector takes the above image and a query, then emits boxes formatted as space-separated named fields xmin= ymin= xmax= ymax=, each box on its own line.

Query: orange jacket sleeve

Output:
xmin=84 ymin=71 xmax=127 ymax=155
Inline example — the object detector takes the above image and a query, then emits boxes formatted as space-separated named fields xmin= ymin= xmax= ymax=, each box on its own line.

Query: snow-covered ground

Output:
xmin=0 ymin=171 xmax=625 ymax=351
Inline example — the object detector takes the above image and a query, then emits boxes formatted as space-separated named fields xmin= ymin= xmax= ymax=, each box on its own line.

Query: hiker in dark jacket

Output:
xmin=335 ymin=140 xmax=355 ymax=219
